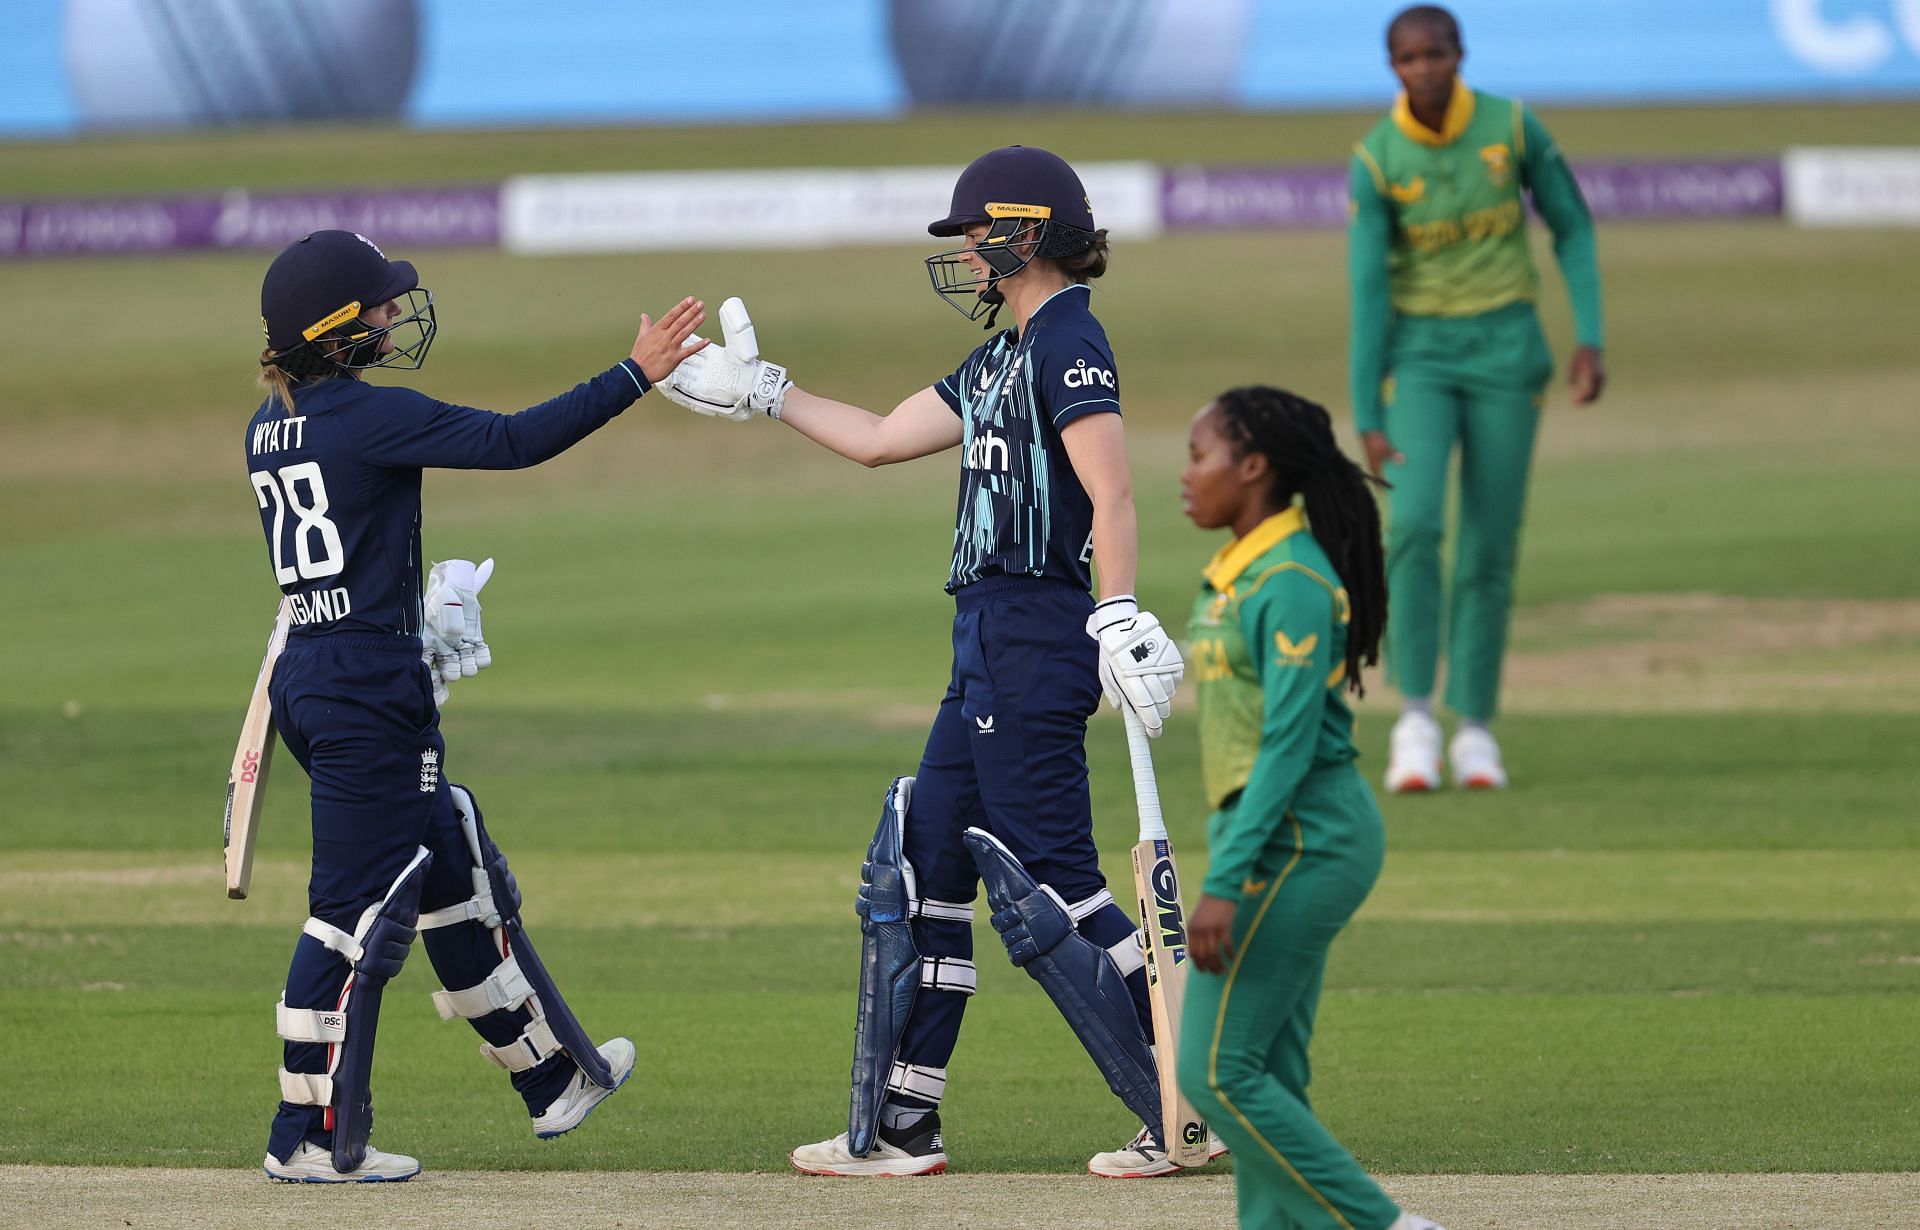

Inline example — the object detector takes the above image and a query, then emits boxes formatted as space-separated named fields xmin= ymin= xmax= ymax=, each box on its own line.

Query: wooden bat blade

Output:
xmin=224 ymin=601 xmax=292 ymax=900
xmin=1134 ymin=836 xmax=1211 ymax=1167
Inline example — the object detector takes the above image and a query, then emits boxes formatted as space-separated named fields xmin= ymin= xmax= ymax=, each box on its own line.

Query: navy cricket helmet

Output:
xmin=926 ymin=145 xmax=1101 ymax=325
xmin=260 ymin=230 xmax=436 ymax=377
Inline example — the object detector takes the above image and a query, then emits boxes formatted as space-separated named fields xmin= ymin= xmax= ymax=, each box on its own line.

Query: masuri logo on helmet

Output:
xmin=259 ymin=229 xmax=438 ymax=377
xmin=925 ymin=146 xmax=1103 ymax=327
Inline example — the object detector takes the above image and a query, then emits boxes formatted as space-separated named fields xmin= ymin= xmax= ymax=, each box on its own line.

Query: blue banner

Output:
xmin=4 ymin=0 xmax=1918 ymax=136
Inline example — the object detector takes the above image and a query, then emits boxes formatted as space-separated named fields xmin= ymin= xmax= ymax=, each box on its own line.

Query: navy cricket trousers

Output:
xmin=263 ymin=633 xmax=570 ymax=1161
xmin=890 ymin=576 xmax=1152 ymax=1108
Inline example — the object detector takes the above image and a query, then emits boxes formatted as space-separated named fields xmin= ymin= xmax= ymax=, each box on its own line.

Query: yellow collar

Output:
xmin=1393 ymin=78 xmax=1474 ymax=147
xmin=1203 ymin=507 xmax=1307 ymax=592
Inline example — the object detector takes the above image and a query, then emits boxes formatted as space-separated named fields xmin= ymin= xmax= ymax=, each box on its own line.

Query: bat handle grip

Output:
xmin=1122 ymin=707 xmax=1167 ymax=841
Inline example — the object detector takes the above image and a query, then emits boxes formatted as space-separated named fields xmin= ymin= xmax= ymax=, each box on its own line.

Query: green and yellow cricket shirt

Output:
xmin=1187 ymin=507 xmax=1359 ymax=902
xmin=1347 ymin=79 xmax=1604 ymax=432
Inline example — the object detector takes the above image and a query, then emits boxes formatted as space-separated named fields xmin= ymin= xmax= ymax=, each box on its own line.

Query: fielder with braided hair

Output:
xmin=1175 ymin=387 xmax=1445 ymax=1230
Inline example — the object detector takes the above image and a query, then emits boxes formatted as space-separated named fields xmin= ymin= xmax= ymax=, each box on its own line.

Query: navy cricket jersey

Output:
xmin=243 ymin=360 xmax=650 ymax=640
xmin=933 ymin=284 xmax=1118 ymax=594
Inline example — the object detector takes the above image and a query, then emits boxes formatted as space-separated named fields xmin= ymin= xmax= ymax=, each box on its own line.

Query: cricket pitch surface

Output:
xmin=4 ymin=1166 xmax=1915 ymax=1229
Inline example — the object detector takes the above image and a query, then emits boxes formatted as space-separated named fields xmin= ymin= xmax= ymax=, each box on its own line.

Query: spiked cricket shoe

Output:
xmin=790 ymin=1113 xmax=949 ymax=1176
xmin=264 ymin=1141 xmax=419 ymax=1183
xmin=1449 ymin=727 xmax=1508 ymax=790
xmin=533 ymin=1037 xmax=636 ymax=1139
xmin=1385 ymin=711 xmax=1444 ymax=793
xmin=1087 ymin=1124 xmax=1231 ymax=1178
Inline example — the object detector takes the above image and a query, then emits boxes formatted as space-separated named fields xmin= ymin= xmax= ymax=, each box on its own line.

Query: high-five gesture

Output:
xmin=660 ymin=298 xmax=791 ymax=422
xmin=629 ymin=297 xmax=709 ymax=384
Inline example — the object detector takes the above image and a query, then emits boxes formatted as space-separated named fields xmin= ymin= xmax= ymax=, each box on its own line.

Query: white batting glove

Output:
xmin=424 ymin=557 xmax=495 ymax=688
xmin=421 ymin=651 xmax=451 ymax=706
xmin=1087 ymin=596 xmax=1185 ymax=737
xmin=658 ymin=297 xmax=791 ymax=421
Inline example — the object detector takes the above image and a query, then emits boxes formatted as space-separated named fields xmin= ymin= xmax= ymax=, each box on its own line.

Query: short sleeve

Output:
xmin=1034 ymin=326 xmax=1120 ymax=429
xmin=935 ymin=337 xmax=999 ymax=417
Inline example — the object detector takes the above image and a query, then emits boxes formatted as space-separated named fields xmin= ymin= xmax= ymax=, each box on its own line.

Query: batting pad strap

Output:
xmin=1106 ymin=931 xmax=1146 ymax=978
xmin=302 ymin=916 xmax=364 ymax=964
xmin=278 ymin=1068 xmax=333 ymax=1106
xmin=886 ymin=1062 xmax=948 ymax=1104
xmin=418 ymin=896 xmax=489 ymax=931
xmin=420 ymin=869 xmax=508 ymax=932
xmin=275 ymin=997 xmax=347 ymax=1045
xmin=1065 ymin=888 xmax=1116 ymax=924
xmin=919 ymin=956 xmax=978 ymax=995
xmin=912 ymin=898 xmax=975 ymax=923
xmin=479 ymin=1017 xmax=563 ymax=1073
xmin=432 ymin=954 xmax=534 ymax=1020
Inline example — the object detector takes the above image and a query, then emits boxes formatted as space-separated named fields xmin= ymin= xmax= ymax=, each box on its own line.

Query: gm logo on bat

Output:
xmin=1151 ymin=845 xmax=1188 ymax=960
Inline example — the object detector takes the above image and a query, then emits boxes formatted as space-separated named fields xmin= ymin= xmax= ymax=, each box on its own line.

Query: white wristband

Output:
xmin=1090 ymin=594 xmax=1138 ymax=633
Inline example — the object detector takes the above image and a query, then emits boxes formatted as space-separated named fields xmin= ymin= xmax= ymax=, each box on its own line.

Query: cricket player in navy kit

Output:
xmin=245 ymin=230 xmax=708 ymax=1182
xmin=657 ymin=147 xmax=1214 ymax=1178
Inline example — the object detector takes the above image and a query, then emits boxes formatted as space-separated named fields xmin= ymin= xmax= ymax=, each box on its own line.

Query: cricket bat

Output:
xmin=1122 ymin=706 xmax=1210 ymax=1167
xmin=223 ymin=598 xmax=293 ymax=900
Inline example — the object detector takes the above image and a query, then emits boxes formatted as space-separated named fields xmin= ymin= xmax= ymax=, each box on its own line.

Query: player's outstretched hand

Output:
xmin=659 ymin=297 xmax=792 ymax=422
xmin=630 ymin=297 xmax=709 ymax=384
xmin=1087 ymin=596 xmax=1185 ymax=737
xmin=1186 ymin=894 xmax=1238 ymax=975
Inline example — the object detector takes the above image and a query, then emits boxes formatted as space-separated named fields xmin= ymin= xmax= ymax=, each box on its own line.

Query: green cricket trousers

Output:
xmin=1382 ymin=301 xmax=1554 ymax=721
xmin=1177 ymin=768 xmax=1399 ymax=1230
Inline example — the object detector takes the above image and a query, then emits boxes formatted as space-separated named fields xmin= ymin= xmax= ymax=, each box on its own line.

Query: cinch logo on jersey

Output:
xmin=1062 ymin=358 xmax=1115 ymax=390
xmin=965 ymin=429 xmax=1012 ymax=473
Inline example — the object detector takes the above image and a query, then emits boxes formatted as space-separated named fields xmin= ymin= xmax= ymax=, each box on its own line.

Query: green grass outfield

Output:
xmin=1 ymin=105 xmax=1916 ymax=1177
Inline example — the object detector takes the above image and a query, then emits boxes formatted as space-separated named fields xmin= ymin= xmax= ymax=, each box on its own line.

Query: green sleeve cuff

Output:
xmin=1200 ymin=872 xmax=1248 ymax=903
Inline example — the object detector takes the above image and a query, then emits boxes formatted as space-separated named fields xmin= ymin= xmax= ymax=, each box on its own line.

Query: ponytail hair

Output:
xmin=1212 ymin=385 xmax=1388 ymax=696
xmin=256 ymin=344 xmax=345 ymax=416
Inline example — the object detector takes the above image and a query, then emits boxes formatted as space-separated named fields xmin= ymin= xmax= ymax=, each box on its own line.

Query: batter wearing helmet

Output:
xmin=245 ymin=230 xmax=707 ymax=1181
xmin=657 ymin=146 xmax=1219 ymax=1178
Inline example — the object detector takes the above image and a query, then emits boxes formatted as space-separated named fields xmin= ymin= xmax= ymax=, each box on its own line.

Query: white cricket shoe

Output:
xmin=1391 ymin=1215 xmax=1449 ymax=1230
xmin=533 ymin=1037 xmax=636 ymax=1139
xmin=1087 ymin=1124 xmax=1230 ymax=1178
xmin=789 ymin=1113 xmax=949 ymax=1176
xmin=263 ymin=1141 xmax=419 ymax=1183
xmin=1385 ymin=711 xmax=1444 ymax=793
xmin=1448 ymin=727 xmax=1508 ymax=790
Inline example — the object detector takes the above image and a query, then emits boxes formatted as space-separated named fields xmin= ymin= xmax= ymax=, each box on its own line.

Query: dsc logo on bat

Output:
xmin=239 ymin=749 xmax=261 ymax=785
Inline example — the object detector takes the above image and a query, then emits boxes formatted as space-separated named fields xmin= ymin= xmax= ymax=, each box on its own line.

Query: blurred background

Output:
xmin=9 ymin=0 xmax=1920 ymax=133
xmin=2 ymin=0 xmax=1918 ymax=1186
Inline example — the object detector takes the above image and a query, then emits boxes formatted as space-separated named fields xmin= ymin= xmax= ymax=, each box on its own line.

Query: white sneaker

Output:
xmin=789 ymin=1113 xmax=949 ymax=1176
xmin=1391 ymin=1214 xmax=1449 ymax=1230
xmin=1448 ymin=727 xmax=1507 ymax=790
xmin=1385 ymin=711 xmax=1443 ymax=793
xmin=1087 ymin=1124 xmax=1230 ymax=1178
xmin=532 ymin=1037 xmax=636 ymax=1139
xmin=263 ymin=1140 xmax=419 ymax=1183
